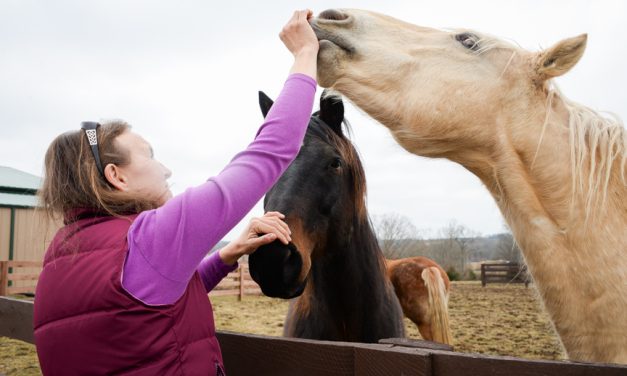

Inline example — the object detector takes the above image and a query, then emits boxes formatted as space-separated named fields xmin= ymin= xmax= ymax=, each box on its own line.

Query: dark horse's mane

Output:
xmin=299 ymin=114 xmax=400 ymax=341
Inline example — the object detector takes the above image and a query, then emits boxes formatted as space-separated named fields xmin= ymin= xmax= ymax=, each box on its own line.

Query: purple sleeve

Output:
xmin=121 ymin=74 xmax=316 ymax=305
xmin=197 ymin=251 xmax=236 ymax=292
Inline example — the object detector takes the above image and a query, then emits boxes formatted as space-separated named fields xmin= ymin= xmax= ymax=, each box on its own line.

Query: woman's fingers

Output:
xmin=262 ymin=212 xmax=291 ymax=235
xmin=296 ymin=9 xmax=309 ymax=22
xmin=264 ymin=211 xmax=285 ymax=219
xmin=251 ymin=217 xmax=291 ymax=245
xmin=247 ymin=233 xmax=277 ymax=250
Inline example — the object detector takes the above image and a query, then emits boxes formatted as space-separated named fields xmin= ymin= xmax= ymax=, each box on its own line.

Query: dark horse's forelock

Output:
xmin=310 ymin=116 xmax=368 ymax=220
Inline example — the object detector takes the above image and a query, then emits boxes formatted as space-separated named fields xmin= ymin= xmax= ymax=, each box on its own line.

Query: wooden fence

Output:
xmin=209 ymin=263 xmax=262 ymax=300
xmin=0 ymin=260 xmax=42 ymax=296
xmin=0 ymin=260 xmax=261 ymax=300
xmin=481 ymin=263 xmax=529 ymax=287
xmin=1 ymin=297 xmax=625 ymax=375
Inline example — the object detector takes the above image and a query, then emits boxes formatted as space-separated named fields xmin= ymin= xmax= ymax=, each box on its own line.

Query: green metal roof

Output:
xmin=0 ymin=166 xmax=41 ymax=208
xmin=0 ymin=192 xmax=39 ymax=208
xmin=0 ymin=166 xmax=42 ymax=191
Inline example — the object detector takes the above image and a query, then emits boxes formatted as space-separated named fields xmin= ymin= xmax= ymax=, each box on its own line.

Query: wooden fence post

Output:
xmin=238 ymin=265 xmax=244 ymax=301
xmin=480 ymin=264 xmax=486 ymax=287
xmin=0 ymin=261 xmax=8 ymax=296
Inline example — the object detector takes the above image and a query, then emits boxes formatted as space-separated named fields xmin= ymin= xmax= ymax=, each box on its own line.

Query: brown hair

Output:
xmin=39 ymin=120 xmax=162 ymax=222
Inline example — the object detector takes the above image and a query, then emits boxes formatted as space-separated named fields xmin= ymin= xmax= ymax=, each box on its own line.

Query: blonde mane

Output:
xmin=551 ymin=87 xmax=627 ymax=222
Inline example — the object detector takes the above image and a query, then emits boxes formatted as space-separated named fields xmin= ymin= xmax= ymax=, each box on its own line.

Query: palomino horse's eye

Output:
xmin=455 ymin=33 xmax=479 ymax=51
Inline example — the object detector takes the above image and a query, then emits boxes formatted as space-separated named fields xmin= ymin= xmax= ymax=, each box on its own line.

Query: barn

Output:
xmin=0 ymin=166 xmax=60 ymax=294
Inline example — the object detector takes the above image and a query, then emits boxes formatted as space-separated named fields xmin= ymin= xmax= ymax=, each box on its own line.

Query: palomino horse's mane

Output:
xmin=450 ymin=29 xmax=627 ymax=220
xmin=556 ymin=88 xmax=627 ymax=220
xmin=457 ymin=31 xmax=627 ymax=218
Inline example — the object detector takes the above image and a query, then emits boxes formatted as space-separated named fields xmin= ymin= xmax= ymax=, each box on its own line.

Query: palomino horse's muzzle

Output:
xmin=318 ymin=9 xmax=349 ymax=21
xmin=249 ymin=240 xmax=307 ymax=299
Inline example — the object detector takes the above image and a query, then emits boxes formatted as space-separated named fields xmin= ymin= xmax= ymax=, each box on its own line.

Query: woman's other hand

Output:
xmin=218 ymin=211 xmax=292 ymax=265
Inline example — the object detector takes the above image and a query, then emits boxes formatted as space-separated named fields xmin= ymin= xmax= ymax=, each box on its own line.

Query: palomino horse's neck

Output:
xmin=466 ymin=93 xmax=627 ymax=362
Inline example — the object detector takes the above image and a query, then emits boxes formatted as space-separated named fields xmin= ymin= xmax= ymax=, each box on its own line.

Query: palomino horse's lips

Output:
xmin=312 ymin=22 xmax=356 ymax=55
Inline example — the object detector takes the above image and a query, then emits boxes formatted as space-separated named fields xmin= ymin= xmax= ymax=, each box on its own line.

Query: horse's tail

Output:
xmin=421 ymin=266 xmax=453 ymax=345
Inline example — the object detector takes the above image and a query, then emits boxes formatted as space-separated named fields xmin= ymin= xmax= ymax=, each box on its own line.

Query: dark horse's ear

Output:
xmin=319 ymin=90 xmax=344 ymax=136
xmin=259 ymin=91 xmax=274 ymax=118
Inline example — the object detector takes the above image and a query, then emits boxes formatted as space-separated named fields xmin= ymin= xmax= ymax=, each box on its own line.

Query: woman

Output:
xmin=33 ymin=9 xmax=318 ymax=376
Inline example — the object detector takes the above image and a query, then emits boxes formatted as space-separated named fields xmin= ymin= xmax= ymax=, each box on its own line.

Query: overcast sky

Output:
xmin=1 ymin=0 xmax=625 ymax=240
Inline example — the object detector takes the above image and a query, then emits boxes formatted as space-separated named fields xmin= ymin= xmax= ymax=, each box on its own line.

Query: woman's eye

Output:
xmin=329 ymin=158 xmax=342 ymax=169
xmin=455 ymin=33 xmax=479 ymax=51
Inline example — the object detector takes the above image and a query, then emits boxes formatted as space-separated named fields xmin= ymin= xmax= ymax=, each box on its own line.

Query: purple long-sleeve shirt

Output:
xmin=122 ymin=74 xmax=316 ymax=305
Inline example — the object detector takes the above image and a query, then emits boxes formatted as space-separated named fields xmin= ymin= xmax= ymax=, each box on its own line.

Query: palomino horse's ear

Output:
xmin=535 ymin=34 xmax=587 ymax=81
xmin=319 ymin=90 xmax=344 ymax=136
xmin=259 ymin=91 xmax=274 ymax=118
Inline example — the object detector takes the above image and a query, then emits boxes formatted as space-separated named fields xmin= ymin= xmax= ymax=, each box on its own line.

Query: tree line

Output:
xmin=372 ymin=213 xmax=524 ymax=280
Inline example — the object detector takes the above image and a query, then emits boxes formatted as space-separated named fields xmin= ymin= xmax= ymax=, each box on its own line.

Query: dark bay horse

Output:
xmin=249 ymin=91 xmax=405 ymax=342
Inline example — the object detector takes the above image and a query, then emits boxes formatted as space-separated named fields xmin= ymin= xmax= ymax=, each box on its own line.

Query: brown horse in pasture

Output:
xmin=386 ymin=257 xmax=452 ymax=344
xmin=311 ymin=9 xmax=627 ymax=363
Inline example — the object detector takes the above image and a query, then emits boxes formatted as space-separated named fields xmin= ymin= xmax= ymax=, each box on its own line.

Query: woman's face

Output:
xmin=110 ymin=131 xmax=172 ymax=206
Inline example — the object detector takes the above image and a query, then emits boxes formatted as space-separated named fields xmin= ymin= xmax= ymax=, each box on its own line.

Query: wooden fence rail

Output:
xmin=209 ymin=263 xmax=262 ymax=300
xmin=1 ymin=297 xmax=625 ymax=376
xmin=0 ymin=261 xmax=42 ymax=296
xmin=0 ymin=260 xmax=261 ymax=300
xmin=481 ymin=263 xmax=529 ymax=287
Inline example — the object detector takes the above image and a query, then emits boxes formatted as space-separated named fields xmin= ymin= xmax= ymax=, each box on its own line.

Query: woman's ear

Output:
xmin=104 ymin=164 xmax=127 ymax=191
xmin=535 ymin=34 xmax=587 ymax=82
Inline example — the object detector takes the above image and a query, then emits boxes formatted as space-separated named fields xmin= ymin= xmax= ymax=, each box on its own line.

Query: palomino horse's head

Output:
xmin=249 ymin=92 xmax=366 ymax=299
xmin=311 ymin=9 xmax=587 ymax=160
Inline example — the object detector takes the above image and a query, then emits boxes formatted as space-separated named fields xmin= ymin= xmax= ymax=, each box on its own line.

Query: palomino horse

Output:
xmin=249 ymin=91 xmax=404 ymax=342
xmin=386 ymin=257 xmax=452 ymax=344
xmin=311 ymin=9 xmax=627 ymax=364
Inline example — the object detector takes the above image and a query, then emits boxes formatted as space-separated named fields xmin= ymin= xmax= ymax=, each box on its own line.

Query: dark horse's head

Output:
xmin=249 ymin=91 xmax=368 ymax=299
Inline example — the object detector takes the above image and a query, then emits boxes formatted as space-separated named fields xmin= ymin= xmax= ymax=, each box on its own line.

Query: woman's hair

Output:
xmin=39 ymin=120 xmax=162 ymax=222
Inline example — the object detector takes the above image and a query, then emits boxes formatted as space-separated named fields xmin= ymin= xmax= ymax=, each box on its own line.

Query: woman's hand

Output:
xmin=280 ymin=9 xmax=318 ymax=56
xmin=280 ymin=9 xmax=318 ymax=79
xmin=218 ymin=211 xmax=292 ymax=265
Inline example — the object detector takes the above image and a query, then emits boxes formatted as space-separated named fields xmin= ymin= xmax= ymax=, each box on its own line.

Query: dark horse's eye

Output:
xmin=455 ymin=32 xmax=479 ymax=51
xmin=329 ymin=158 xmax=342 ymax=169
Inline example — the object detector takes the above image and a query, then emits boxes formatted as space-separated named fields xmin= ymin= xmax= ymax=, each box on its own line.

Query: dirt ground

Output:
xmin=0 ymin=281 xmax=565 ymax=375
xmin=212 ymin=281 xmax=565 ymax=360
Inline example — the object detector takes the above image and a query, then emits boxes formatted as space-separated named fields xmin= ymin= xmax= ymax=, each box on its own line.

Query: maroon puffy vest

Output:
xmin=34 ymin=212 xmax=226 ymax=375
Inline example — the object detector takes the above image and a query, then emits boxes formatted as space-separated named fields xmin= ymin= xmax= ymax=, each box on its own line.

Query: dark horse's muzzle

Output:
xmin=249 ymin=240 xmax=307 ymax=299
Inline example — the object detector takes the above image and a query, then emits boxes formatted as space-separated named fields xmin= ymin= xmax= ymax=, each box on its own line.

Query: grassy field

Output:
xmin=0 ymin=281 xmax=564 ymax=375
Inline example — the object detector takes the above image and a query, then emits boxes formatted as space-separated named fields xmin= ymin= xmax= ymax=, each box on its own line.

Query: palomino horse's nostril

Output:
xmin=319 ymin=9 xmax=348 ymax=21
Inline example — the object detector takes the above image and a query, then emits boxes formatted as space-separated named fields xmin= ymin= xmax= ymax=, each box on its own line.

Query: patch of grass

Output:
xmin=0 ymin=337 xmax=40 ymax=376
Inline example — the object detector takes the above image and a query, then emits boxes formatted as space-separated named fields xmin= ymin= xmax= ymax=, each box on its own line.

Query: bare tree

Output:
xmin=496 ymin=231 xmax=524 ymax=263
xmin=372 ymin=213 xmax=422 ymax=259
xmin=439 ymin=220 xmax=480 ymax=272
